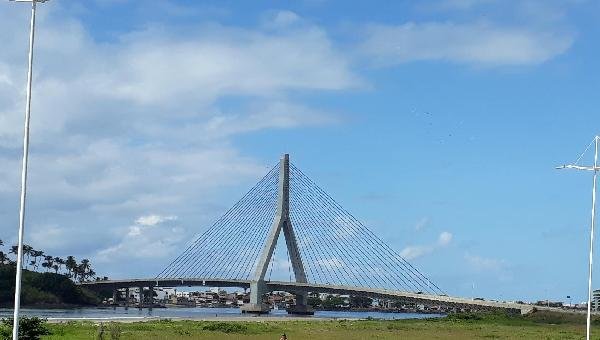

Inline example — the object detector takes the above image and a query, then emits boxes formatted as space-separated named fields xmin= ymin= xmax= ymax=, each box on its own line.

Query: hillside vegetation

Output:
xmin=0 ymin=264 xmax=100 ymax=307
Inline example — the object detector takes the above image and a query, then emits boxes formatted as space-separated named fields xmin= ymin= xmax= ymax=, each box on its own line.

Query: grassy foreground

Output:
xmin=39 ymin=311 xmax=600 ymax=340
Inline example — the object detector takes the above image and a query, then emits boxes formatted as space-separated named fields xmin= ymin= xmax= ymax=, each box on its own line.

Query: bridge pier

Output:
xmin=138 ymin=286 xmax=143 ymax=309
xmin=241 ymin=281 xmax=270 ymax=314
xmin=125 ymin=287 xmax=129 ymax=309
xmin=112 ymin=289 xmax=117 ymax=306
xmin=149 ymin=286 xmax=154 ymax=309
xmin=241 ymin=154 xmax=312 ymax=315
xmin=286 ymin=292 xmax=314 ymax=315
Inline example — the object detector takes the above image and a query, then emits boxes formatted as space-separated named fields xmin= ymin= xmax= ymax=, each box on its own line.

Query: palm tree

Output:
xmin=30 ymin=250 xmax=44 ymax=271
xmin=65 ymin=256 xmax=77 ymax=278
xmin=43 ymin=256 xmax=54 ymax=272
xmin=0 ymin=251 xmax=8 ymax=265
xmin=54 ymin=257 xmax=65 ymax=274
xmin=0 ymin=239 xmax=4 ymax=247
xmin=21 ymin=244 xmax=33 ymax=269
xmin=78 ymin=259 xmax=91 ymax=282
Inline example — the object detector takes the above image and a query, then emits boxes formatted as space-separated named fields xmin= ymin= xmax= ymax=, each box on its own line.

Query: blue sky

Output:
xmin=1 ymin=0 xmax=600 ymax=303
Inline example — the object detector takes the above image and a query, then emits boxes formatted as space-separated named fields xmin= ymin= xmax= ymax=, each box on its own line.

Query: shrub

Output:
xmin=96 ymin=323 xmax=105 ymax=340
xmin=202 ymin=322 xmax=249 ymax=334
xmin=107 ymin=322 xmax=121 ymax=340
xmin=446 ymin=312 xmax=484 ymax=321
xmin=0 ymin=317 xmax=51 ymax=340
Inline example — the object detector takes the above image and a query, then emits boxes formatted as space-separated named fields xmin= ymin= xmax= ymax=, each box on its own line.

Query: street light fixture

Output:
xmin=7 ymin=0 xmax=49 ymax=339
xmin=556 ymin=135 xmax=600 ymax=340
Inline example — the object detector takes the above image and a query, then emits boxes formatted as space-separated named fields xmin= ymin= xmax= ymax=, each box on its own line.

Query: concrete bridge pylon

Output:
xmin=241 ymin=154 xmax=312 ymax=314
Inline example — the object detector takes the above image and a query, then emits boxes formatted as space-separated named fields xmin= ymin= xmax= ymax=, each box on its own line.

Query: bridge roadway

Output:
xmin=81 ymin=278 xmax=534 ymax=315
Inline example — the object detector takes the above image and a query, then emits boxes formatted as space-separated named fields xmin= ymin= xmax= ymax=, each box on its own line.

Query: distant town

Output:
xmin=102 ymin=286 xmax=600 ymax=314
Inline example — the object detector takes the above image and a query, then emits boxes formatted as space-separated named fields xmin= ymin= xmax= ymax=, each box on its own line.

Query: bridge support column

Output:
xmin=149 ymin=286 xmax=154 ymax=310
xmin=241 ymin=281 xmax=270 ymax=314
xmin=125 ymin=287 xmax=129 ymax=309
xmin=138 ymin=286 xmax=143 ymax=309
xmin=112 ymin=289 xmax=118 ymax=306
xmin=241 ymin=154 xmax=310 ymax=315
xmin=286 ymin=291 xmax=314 ymax=315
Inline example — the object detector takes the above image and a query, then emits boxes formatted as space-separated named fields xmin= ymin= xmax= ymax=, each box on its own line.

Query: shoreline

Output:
xmin=45 ymin=315 xmax=348 ymax=323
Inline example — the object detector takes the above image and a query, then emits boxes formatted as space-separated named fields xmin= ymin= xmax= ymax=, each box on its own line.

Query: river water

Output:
xmin=0 ymin=307 xmax=443 ymax=321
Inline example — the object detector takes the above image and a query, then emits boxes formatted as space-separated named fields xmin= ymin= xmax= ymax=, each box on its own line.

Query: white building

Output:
xmin=592 ymin=290 xmax=600 ymax=311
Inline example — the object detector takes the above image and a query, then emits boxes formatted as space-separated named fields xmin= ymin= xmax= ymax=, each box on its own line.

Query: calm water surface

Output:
xmin=0 ymin=307 xmax=443 ymax=320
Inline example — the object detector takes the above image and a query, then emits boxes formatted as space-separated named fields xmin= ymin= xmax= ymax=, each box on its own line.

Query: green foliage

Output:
xmin=0 ymin=264 xmax=100 ymax=307
xmin=198 ymin=321 xmax=280 ymax=335
xmin=321 ymin=295 xmax=347 ymax=309
xmin=96 ymin=323 xmax=105 ymax=340
xmin=307 ymin=296 xmax=321 ymax=308
xmin=38 ymin=316 xmax=595 ymax=340
xmin=445 ymin=310 xmax=590 ymax=327
xmin=201 ymin=322 xmax=249 ymax=333
xmin=0 ymin=317 xmax=51 ymax=340
xmin=96 ymin=322 xmax=121 ymax=340
xmin=446 ymin=312 xmax=484 ymax=322
xmin=349 ymin=295 xmax=373 ymax=308
xmin=108 ymin=322 xmax=121 ymax=340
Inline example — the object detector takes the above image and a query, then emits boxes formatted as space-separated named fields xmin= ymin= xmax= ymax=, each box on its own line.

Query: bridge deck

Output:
xmin=81 ymin=278 xmax=534 ymax=314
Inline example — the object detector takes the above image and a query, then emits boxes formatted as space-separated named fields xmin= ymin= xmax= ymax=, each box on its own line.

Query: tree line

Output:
xmin=0 ymin=239 xmax=97 ymax=282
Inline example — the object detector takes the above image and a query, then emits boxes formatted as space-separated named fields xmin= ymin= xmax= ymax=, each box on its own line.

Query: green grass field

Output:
xmin=39 ymin=311 xmax=600 ymax=340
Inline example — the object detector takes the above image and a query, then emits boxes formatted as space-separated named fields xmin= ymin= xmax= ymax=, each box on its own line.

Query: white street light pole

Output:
xmin=8 ymin=1 xmax=48 ymax=339
xmin=557 ymin=135 xmax=600 ymax=340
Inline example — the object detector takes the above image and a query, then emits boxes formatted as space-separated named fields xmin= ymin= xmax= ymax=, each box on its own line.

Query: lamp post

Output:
xmin=8 ymin=1 xmax=49 ymax=339
xmin=557 ymin=135 xmax=599 ymax=340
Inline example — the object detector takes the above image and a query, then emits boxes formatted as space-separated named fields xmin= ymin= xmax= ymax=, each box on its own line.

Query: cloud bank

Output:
xmin=360 ymin=22 xmax=573 ymax=66
xmin=400 ymin=231 xmax=453 ymax=260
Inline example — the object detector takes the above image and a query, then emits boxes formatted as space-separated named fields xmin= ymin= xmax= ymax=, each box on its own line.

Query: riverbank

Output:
xmin=0 ymin=306 xmax=440 ymax=322
xmin=0 ymin=265 xmax=102 ymax=308
xmin=30 ymin=310 xmax=598 ymax=339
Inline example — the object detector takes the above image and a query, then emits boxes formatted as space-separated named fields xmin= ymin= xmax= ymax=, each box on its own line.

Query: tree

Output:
xmin=42 ymin=256 xmax=54 ymax=273
xmin=307 ymin=296 xmax=321 ymax=309
xmin=65 ymin=256 xmax=77 ymax=279
xmin=322 ymin=295 xmax=347 ymax=310
xmin=0 ymin=251 xmax=8 ymax=265
xmin=54 ymin=257 xmax=65 ymax=274
xmin=30 ymin=250 xmax=44 ymax=271
xmin=0 ymin=317 xmax=51 ymax=339
xmin=23 ymin=244 xmax=33 ymax=268
xmin=77 ymin=259 xmax=94 ymax=282
xmin=349 ymin=295 xmax=373 ymax=309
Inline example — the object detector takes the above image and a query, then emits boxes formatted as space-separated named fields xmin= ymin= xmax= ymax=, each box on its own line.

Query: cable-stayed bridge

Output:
xmin=83 ymin=154 xmax=533 ymax=315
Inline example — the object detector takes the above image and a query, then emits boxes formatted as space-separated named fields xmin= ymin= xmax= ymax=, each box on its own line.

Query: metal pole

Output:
xmin=12 ymin=1 xmax=36 ymax=339
xmin=586 ymin=136 xmax=598 ymax=340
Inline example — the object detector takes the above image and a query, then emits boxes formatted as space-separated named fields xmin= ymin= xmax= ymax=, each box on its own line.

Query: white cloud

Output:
xmin=135 ymin=215 xmax=177 ymax=227
xmin=316 ymin=258 xmax=345 ymax=269
xmin=360 ymin=21 xmax=573 ymax=66
xmin=263 ymin=10 xmax=302 ymax=28
xmin=400 ymin=231 xmax=453 ymax=260
xmin=414 ymin=217 xmax=430 ymax=231
xmin=0 ymin=4 xmax=359 ymax=278
xmin=400 ymin=246 xmax=431 ymax=260
xmin=97 ymin=214 xmax=184 ymax=262
xmin=438 ymin=231 xmax=453 ymax=246
xmin=464 ymin=253 xmax=512 ymax=281
xmin=464 ymin=253 xmax=506 ymax=271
